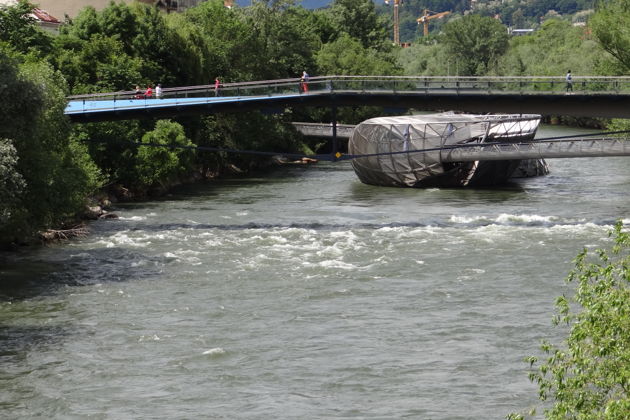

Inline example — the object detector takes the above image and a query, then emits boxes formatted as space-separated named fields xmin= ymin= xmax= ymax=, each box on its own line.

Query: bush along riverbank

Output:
xmin=27 ymin=147 xmax=310 ymax=250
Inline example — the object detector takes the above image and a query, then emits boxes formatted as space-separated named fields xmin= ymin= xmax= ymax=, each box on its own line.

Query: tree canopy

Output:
xmin=441 ymin=14 xmax=510 ymax=76
xmin=589 ymin=0 xmax=630 ymax=73
xmin=0 ymin=46 xmax=101 ymax=246
xmin=510 ymin=222 xmax=630 ymax=419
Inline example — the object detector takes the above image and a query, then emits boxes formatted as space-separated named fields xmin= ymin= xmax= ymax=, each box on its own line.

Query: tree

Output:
xmin=55 ymin=1 xmax=211 ymax=91
xmin=183 ymin=0 xmax=255 ymax=81
xmin=328 ymin=0 xmax=389 ymax=50
xmin=54 ymin=33 xmax=144 ymax=92
xmin=441 ymin=14 xmax=509 ymax=76
xmin=509 ymin=221 xmax=630 ymax=419
xmin=511 ymin=8 xmax=526 ymax=29
xmin=134 ymin=120 xmax=195 ymax=190
xmin=240 ymin=0 xmax=320 ymax=80
xmin=496 ymin=19 xmax=610 ymax=77
xmin=0 ymin=0 xmax=52 ymax=55
xmin=0 ymin=139 xmax=26 ymax=229
xmin=397 ymin=40 xmax=453 ymax=76
xmin=316 ymin=33 xmax=401 ymax=75
xmin=0 ymin=47 xmax=102 ymax=247
xmin=589 ymin=0 xmax=630 ymax=73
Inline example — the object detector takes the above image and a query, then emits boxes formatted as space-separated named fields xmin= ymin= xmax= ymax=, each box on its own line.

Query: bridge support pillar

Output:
xmin=331 ymin=105 xmax=338 ymax=161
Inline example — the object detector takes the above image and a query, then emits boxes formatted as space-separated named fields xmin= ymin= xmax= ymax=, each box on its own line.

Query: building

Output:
xmin=14 ymin=0 xmax=206 ymax=20
xmin=1 ymin=0 xmax=62 ymax=32
xmin=31 ymin=7 xmax=62 ymax=32
xmin=508 ymin=28 xmax=535 ymax=36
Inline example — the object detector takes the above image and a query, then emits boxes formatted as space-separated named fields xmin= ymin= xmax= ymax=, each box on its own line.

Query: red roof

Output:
xmin=31 ymin=8 xmax=61 ymax=24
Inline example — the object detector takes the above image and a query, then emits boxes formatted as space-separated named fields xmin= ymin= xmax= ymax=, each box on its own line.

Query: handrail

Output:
xmin=66 ymin=75 xmax=630 ymax=101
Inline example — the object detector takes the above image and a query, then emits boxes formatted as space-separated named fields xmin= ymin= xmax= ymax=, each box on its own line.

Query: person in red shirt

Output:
xmin=214 ymin=78 xmax=221 ymax=96
xmin=145 ymin=84 xmax=153 ymax=98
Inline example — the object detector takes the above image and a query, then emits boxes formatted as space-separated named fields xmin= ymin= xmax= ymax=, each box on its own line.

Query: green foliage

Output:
xmin=71 ymin=119 xmax=146 ymax=186
xmin=496 ymin=19 xmax=608 ymax=77
xmin=0 ymin=0 xmax=52 ymax=55
xmin=328 ymin=0 xmax=390 ymax=50
xmin=239 ymin=1 xmax=320 ymax=80
xmin=134 ymin=120 xmax=195 ymax=189
xmin=511 ymin=221 xmax=630 ymax=419
xmin=397 ymin=41 xmax=452 ymax=75
xmin=0 ymin=46 xmax=102 ymax=247
xmin=54 ymin=33 xmax=144 ymax=92
xmin=604 ymin=118 xmax=630 ymax=134
xmin=441 ymin=14 xmax=510 ymax=76
xmin=0 ymin=139 xmax=26 ymax=229
xmin=195 ymin=111 xmax=305 ymax=171
xmin=183 ymin=0 xmax=255 ymax=81
xmin=589 ymin=0 xmax=630 ymax=73
xmin=55 ymin=1 xmax=208 ymax=91
xmin=316 ymin=33 xmax=402 ymax=75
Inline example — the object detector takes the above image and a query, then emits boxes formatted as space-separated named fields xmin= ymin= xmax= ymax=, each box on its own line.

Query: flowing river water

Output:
xmin=1 ymin=125 xmax=629 ymax=419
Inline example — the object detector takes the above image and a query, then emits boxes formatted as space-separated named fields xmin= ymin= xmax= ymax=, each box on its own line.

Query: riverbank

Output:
xmin=33 ymin=157 xmax=308 ymax=248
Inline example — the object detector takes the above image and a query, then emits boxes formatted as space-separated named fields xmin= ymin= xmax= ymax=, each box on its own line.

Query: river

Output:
xmin=1 ymin=124 xmax=628 ymax=419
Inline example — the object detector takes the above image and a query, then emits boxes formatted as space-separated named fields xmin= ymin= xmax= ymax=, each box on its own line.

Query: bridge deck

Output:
xmin=65 ymin=94 xmax=304 ymax=118
xmin=64 ymin=76 xmax=630 ymax=162
xmin=65 ymin=76 xmax=630 ymax=121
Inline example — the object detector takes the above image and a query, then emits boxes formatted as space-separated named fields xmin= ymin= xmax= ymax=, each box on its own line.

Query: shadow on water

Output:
xmin=348 ymin=179 xmax=527 ymax=205
xmin=0 ymin=325 xmax=71 ymax=362
xmin=0 ymin=247 xmax=165 ymax=301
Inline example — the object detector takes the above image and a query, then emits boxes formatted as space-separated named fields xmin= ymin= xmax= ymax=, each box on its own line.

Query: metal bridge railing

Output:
xmin=441 ymin=137 xmax=630 ymax=162
xmin=66 ymin=75 xmax=630 ymax=103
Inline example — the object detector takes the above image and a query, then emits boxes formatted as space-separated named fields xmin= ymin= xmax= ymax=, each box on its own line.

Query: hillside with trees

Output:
xmin=375 ymin=0 xmax=597 ymax=43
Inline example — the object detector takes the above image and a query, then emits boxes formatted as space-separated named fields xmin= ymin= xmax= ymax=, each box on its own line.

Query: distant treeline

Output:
xmin=375 ymin=0 xmax=597 ymax=44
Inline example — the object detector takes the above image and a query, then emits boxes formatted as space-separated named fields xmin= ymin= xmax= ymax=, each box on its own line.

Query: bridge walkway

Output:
xmin=65 ymin=75 xmax=630 ymax=122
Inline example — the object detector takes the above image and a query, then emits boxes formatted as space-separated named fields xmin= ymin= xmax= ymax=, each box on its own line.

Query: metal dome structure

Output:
xmin=348 ymin=112 xmax=543 ymax=188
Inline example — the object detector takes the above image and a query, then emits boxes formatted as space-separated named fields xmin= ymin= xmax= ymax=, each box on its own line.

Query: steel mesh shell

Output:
xmin=348 ymin=113 xmax=541 ymax=187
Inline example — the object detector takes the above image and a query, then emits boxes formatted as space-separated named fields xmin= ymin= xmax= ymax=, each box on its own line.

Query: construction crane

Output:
xmin=417 ymin=9 xmax=451 ymax=36
xmin=384 ymin=0 xmax=402 ymax=46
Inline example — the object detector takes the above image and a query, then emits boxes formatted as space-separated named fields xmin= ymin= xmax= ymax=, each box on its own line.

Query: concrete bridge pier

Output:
xmin=331 ymin=105 xmax=338 ymax=161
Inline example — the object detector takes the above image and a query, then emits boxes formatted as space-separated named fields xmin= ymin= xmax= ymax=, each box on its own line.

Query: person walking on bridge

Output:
xmin=214 ymin=77 xmax=222 ymax=96
xmin=300 ymin=71 xmax=309 ymax=93
xmin=144 ymin=84 xmax=153 ymax=98
xmin=565 ymin=70 xmax=573 ymax=93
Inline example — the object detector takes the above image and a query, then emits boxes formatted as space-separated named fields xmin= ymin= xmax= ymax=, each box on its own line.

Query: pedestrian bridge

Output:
xmin=65 ymin=75 xmax=630 ymax=122
xmin=65 ymin=75 xmax=630 ymax=163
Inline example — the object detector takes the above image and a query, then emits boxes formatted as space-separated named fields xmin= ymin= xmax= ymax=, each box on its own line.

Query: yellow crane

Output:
xmin=417 ymin=9 xmax=451 ymax=36
xmin=384 ymin=0 xmax=402 ymax=45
